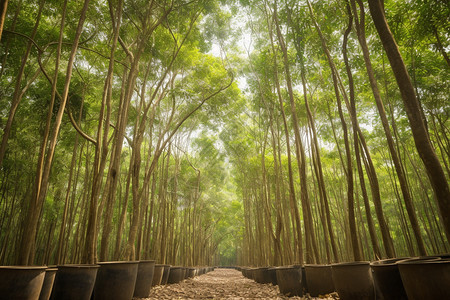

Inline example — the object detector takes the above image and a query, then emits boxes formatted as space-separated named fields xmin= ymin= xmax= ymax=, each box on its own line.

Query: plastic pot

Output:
xmin=304 ymin=264 xmax=334 ymax=297
xmin=167 ymin=267 xmax=184 ymax=284
xmin=133 ymin=260 xmax=155 ymax=298
xmin=187 ymin=268 xmax=196 ymax=278
xmin=398 ymin=257 xmax=450 ymax=299
xmin=267 ymin=267 xmax=277 ymax=285
xmin=160 ymin=265 xmax=171 ymax=285
xmin=38 ymin=267 xmax=57 ymax=300
xmin=253 ymin=267 xmax=271 ymax=284
xmin=50 ymin=264 xmax=99 ymax=300
xmin=92 ymin=261 xmax=139 ymax=300
xmin=370 ymin=258 xmax=408 ymax=300
xmin=151 ymin=264 xmax=164 ymax=286
xmin=275 ymin=266 xmax=302 ymax=297
xmin=0 ymin=266 xmax=46 ymax=300
xmin=331 ymin=261 xmax=375 ymax=300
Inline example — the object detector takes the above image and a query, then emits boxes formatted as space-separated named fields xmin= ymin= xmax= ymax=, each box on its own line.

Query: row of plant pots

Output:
xmin=240 ymin=254 xmax=450 ymax=299
xmin=0 ymin=261 xmax=214 ymax=300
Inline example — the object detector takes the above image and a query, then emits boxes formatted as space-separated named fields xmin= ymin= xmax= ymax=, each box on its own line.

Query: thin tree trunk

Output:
xmin=306 ymin=0 xmax=361 ymax=261
xmin=353 ymin=0 xmax=427 ymax=255
xmin=367 ymin=0 xmax=450 ymax=242
xmin=56 ymin=87 xmax=82 ymax=264
xmin=0 ymin=0 xmax=8 ymax=40
xmin=18 ymin=0 xmax=89 ymax=265
xmin=343 ymin=1 xmax=382 ymax=259
xmin=0 ymin=0 xmax=44 ymax=169
xmin=273 ymin=1 xmax=318 ymax=263
xmin=267 ymin=17 xmax=303 ymax=265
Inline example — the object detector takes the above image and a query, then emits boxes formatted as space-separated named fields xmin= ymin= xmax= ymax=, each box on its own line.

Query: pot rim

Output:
xmin=97 ymin=261 xmax=139 ymax=265
xmin=304 ymin=264 xmax=332 ymax=268
xmin=397 ymin=257 xmax=445 ymax=265
xmin=45 ymin=268 xmax=58 ymax=271
xmin=56 ymin=264 xmax=100 ymax=269
xmin=370 ymin=257 xmax=409 ymax=266
xmin=138 ymin=260 xmax=155 ymax=263
xmin=0 ymin=265 xmax=47 ymax=270
xmin=331 ymin=261 xmax=370 ymax=267
xmin=275 ymin=266 xmax=301 ymax=270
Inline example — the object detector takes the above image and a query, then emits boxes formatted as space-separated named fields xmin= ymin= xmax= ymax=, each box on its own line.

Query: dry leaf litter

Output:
xmin=135 ymin=268 xmax=338 ymax=300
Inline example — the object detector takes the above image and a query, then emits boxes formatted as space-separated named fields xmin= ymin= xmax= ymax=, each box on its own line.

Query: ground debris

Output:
xmin=135 ymin=268 xmax=337 ymax=300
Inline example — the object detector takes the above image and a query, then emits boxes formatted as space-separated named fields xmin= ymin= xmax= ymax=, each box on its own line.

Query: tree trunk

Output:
xmin=354 ymin=0 xmax=428 ymax=255
xmin=306 ymin=0 xmax=361 ymax=261
xmin=0 ymin=0 xmax=8 ymax=40
xmin=367 ymin=0 xmax=450 ymax=242
xmin=266 ymin=5 xmax=303 ymax=263
xmin=274 ymin=2 xmax=318 ymax=264
xmin=18 ymin=0 xmax=90 ymax=265
xmin=0 ymin=0 xmax=43 ymax=169
xmin=343 ymin=1 xmax=382 ymax=259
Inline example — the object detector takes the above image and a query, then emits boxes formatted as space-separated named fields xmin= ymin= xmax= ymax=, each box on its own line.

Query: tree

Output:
xmin=367 ymin=0 xmax=450 ymax=243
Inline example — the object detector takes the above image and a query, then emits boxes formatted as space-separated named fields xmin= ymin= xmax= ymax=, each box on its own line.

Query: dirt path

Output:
xmin=136 ymin=268 xmax=336 ymax=299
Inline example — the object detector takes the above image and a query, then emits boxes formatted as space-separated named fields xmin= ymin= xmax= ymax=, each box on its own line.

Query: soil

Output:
xmin=136 ymin=268 xmax=338 ymax=299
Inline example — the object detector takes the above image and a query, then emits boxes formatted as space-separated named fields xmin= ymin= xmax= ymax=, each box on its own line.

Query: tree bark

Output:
xmin=0 ymin=0 xmax=8 ymax=41
xmin=353 ymin=0 xmax=428 ymax=255
xmin=367 ymin=0 xmax=450 ymax=242
xmin=306 ymin=0 xmax=362 ymax=261
xmin=274 ymin=1 xmax=319 ymax=264
xmin=18 ymin=0 xmax=90 ymax=265
xmin=0 ymin=0 xmax=43 ymax=169
xmin=266 ymin=2 xmax=303 ymax=264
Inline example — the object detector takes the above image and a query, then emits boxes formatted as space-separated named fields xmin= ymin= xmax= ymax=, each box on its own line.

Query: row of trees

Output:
xmin=0 ymin=0 xmax=242 ymax=266
xmin=224 ymin=0 xmax=448 ymax=266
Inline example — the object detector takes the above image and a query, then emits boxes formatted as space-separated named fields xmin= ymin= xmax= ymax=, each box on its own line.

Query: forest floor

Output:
xmin=136 ymin=268 xmax=338 ymax=299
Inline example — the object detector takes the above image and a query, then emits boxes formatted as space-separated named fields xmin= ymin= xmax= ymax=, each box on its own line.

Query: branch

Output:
xmin=67 ymin=109 xmax=97 ymax=145
xmin=3 ymin=30 xmax=44 ymax=52
xmin=118 ymin=36 xmax=134 ymax=60
xmin=46 ymin=41 xmax=129 ymax=68
xmin=108 ymin=121 xmax=134 ymax=147
xmin=148 ymin=74 xmax=234 ymax=176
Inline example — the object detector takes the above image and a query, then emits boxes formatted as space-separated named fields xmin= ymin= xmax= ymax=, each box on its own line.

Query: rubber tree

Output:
xmin=367 ymin=0 xmax=450 ymax=244
xmin=18 ymin=0 xmax=90 ymax=265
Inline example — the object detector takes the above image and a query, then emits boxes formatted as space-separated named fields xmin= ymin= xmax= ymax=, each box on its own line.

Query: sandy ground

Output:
xmin=136 ymin=268 xmax=337 ymax=300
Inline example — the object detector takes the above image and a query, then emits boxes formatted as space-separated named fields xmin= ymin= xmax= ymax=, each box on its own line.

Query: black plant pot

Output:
xmin=167 ymin=267 xmax=184 ymax=284
xmin=187 ymin=268 xmax=196 ymax=278
xmin=151 ymin=264 xmax=164 ymax=286
xmin=247 ymin=268 xmax=256 ymax=280
xmin=50 ymin=264 xmax=99 ymax=300
xmin=0 ymin=266 xmax=46 ymax=300
xmin=92 ymin=261 xmax=139 ymax=300
xmin=398 ymin=257 xmax=450 ymax=299
xmin=331 ymin=261 xmax=375 ymax=300
xmin=253 ymin=267 xmax=271 ymax=284
xmin=301 ymin=266 xmax=308 ymax=295
xmin=275 ymin=266 xmax=302 ymax=297
xmin=160 ymin=265 xmax=171 ymax=285
xmin=267 ymin=267 xmax=277 ymax=285
xmin=241 ymin=267 xmax=250 ymax=279
xmin=133 ymin=260 xmax=155 ymax=298
xmin=38 ymin=267 xmax=57 ymax=300
xmin=304 ymin=264 xmax=334 ymax=297
xmin=370 ymin=258 xmax=408 ymax=300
